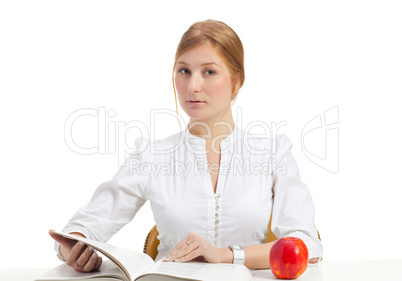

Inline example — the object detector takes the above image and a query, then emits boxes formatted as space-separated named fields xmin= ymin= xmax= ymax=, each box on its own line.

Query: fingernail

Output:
xmin=92 ymin=253 xmax=98 ymax=259
xmin=88 ymin=246 xmax=94 ymax=252
xmin=78 ymin=242 xmax=84 ymax=246
xmin=174 ymin=258 xmax=181 ymax=262
xmin=164 ymin=257 xmax=172 ymax=261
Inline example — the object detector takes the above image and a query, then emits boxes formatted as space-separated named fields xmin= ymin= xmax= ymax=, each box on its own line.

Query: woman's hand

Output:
xmin=48 ymin=230 xmax=102 ymax=272
xmin=164 ymin=232 xmax=233 ymax=264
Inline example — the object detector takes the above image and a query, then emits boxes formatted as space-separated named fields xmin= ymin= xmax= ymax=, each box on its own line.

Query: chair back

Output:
xmin=143 ymin=225 xmax=160 ymax=260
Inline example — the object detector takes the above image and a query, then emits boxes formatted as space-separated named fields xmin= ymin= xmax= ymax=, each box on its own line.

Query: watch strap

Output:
xmin=229 ymin=245 xmax=245 ymax=265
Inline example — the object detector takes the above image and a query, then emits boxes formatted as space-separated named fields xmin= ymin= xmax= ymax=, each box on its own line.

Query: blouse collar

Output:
xmin=184 ymin=123 xmax=238 ymax=152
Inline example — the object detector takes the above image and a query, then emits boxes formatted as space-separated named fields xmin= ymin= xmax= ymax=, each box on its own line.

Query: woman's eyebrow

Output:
xmin=177 ymin=61 xmax=219 ymax=67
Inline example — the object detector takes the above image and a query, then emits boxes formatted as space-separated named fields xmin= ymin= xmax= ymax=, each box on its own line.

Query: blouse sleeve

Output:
xmin=270 ymin=134 xmax=323 ymax=260
xmin=54 ymin=137 xmax=150 ymax=254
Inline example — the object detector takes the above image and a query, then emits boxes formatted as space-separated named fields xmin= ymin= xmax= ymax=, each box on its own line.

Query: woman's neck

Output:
xmin=188 ymin=115 xmax=235 ymax=153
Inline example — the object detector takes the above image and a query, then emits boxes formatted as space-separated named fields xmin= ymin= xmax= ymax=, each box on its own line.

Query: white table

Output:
xmin=253 ymin=259 xmax=402 ymax=280
xmin=1 ymin=260 xmax=401 ymax=281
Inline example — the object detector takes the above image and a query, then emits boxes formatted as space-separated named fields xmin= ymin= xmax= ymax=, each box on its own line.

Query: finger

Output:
xmin=49 ymin=231 xmax=77 ymax=250
xmin=178 ymin=234 xmax=197 ymax=250
xmin=167 ymin=244 xmax=186 ymax=260
xmin=93 ymin=256 xmax=103 ymax=271
xmin=75 ymin=246 xmax=95 ymax=270
xmin=165 ymin=243 xmax=187 ymax=261
xmin=165 ymin=233 xmax=199 ymax=261
xmin=176 ymin=233 xmax=196 ymax=248
xmin=65 ymin=242 xmax=86 ymax=268
xmin=172 ymin=238 xmax=189 ymax=251
xmin=176 ymin=241 xmax=201 ymax=261
xmin=175 ymin=247 xmax=202 ymax=263
xmin=82 ymin=252 xmax=99 ymax=272
xmin=171 ymin=239 xmax=200 ymax=261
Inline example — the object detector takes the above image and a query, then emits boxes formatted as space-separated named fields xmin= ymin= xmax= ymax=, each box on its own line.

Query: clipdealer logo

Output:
xmin=301 ymin=106 xmax=339 ymax=174
xmin=64 ymin=107 xmax=148 ymax=165
xmin=63 ymin=105 xmax=339 ymax=174
xmin=63 ymin=106 xmax=288 ymax=167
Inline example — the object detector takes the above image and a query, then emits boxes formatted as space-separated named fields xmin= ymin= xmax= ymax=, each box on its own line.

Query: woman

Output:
xmin=50 ymin=19 xmax=323 ymax=272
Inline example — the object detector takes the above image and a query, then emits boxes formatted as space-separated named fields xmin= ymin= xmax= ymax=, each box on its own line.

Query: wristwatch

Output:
xmin=229 ymin=245 xmax=245 ymax=265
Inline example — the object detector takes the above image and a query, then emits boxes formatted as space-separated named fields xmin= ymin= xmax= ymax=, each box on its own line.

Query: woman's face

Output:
xmin=174 ymin=42 xmax=234 ymax=125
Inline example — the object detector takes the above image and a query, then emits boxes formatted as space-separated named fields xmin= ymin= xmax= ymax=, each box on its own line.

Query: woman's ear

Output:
xmin=231 ymin=72 xmax=242 ymax=97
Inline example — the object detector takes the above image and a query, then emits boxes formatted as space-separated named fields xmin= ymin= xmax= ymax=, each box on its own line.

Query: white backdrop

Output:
xmin=1 ymin=0 xmax=401 ymax=268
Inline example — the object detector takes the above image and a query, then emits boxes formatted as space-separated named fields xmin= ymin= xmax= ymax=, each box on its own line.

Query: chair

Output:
xmin=143 ymin=225 xmax=160 ymax=261
xmin=143 ymin=214 xmax=321 ymax=261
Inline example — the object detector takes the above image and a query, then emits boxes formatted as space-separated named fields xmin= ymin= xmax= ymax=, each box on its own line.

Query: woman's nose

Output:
xmin=187 ymin=74 xmax=202 ymax=93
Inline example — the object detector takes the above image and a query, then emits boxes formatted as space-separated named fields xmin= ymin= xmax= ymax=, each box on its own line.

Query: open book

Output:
xmin=37 ymin=231 xmax=254 ymax=281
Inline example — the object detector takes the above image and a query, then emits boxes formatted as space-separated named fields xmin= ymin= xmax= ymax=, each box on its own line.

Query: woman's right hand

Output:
xmin=49 ymin=230 xmax=102 ymax=272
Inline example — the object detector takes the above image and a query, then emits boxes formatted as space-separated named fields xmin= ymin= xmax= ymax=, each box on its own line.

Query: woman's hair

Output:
xmin=172 ymin=19 xmax=245 ymax=127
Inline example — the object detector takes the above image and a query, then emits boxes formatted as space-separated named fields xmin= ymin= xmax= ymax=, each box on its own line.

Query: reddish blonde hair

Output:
xmin=171 ymin=19 xmax=245 ymax=127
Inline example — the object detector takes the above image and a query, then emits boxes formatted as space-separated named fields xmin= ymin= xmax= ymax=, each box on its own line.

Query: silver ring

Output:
xmin=75 ymin=260 xmax=85 ymax=269
xmin=186 ymin=240 xmax=190 ymax=246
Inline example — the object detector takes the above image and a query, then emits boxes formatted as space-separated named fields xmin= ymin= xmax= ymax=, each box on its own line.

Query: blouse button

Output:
xmin=215 ymin=220 xmax=219 ymax=225
xmin=216 ymin=194 xmax=221 ymax=198
xmin=215 ymin=205 xmax=220 ymax=210
xmin=215 ymin=213 xmax=219 ymax=218
xmin=214 ymin=233 xmax=218 ymax=238
xmin=215 ymin=225 xmax=219 ymax=231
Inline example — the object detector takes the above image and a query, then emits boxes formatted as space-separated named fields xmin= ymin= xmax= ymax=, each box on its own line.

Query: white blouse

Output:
xmin=58 ymin=124 xmax=323 ymax=261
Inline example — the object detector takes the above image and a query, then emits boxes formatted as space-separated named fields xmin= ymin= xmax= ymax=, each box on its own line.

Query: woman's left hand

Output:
xmin=164 ymin=232 xmax=232 ymax=264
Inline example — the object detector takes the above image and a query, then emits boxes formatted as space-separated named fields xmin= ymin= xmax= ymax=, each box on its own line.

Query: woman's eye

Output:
xmin=177 ymin=68 xmax=215 ymax=75
xmin=179 ymin=68 xmax=189 ymax=74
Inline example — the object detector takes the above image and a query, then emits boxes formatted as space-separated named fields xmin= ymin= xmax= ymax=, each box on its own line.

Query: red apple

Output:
xmin=269 ymin=237 xmax=309 ymax=279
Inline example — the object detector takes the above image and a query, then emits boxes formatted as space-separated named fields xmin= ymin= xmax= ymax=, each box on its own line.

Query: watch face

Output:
xmin=231 ymin=245 xmax=242 ymax=250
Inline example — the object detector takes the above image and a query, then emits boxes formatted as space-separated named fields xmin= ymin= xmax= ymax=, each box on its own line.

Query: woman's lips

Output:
xmin=187 ymin=101 xmax=206 ymax=106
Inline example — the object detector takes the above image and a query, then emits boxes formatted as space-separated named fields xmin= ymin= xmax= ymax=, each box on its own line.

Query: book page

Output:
xmin=35 ymin=260 xmax=126 ymax=281
xmin=135 ymin=261 xmax=253 ymax=281
xmin=50 ymin=231 xmax=155 ymax=281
